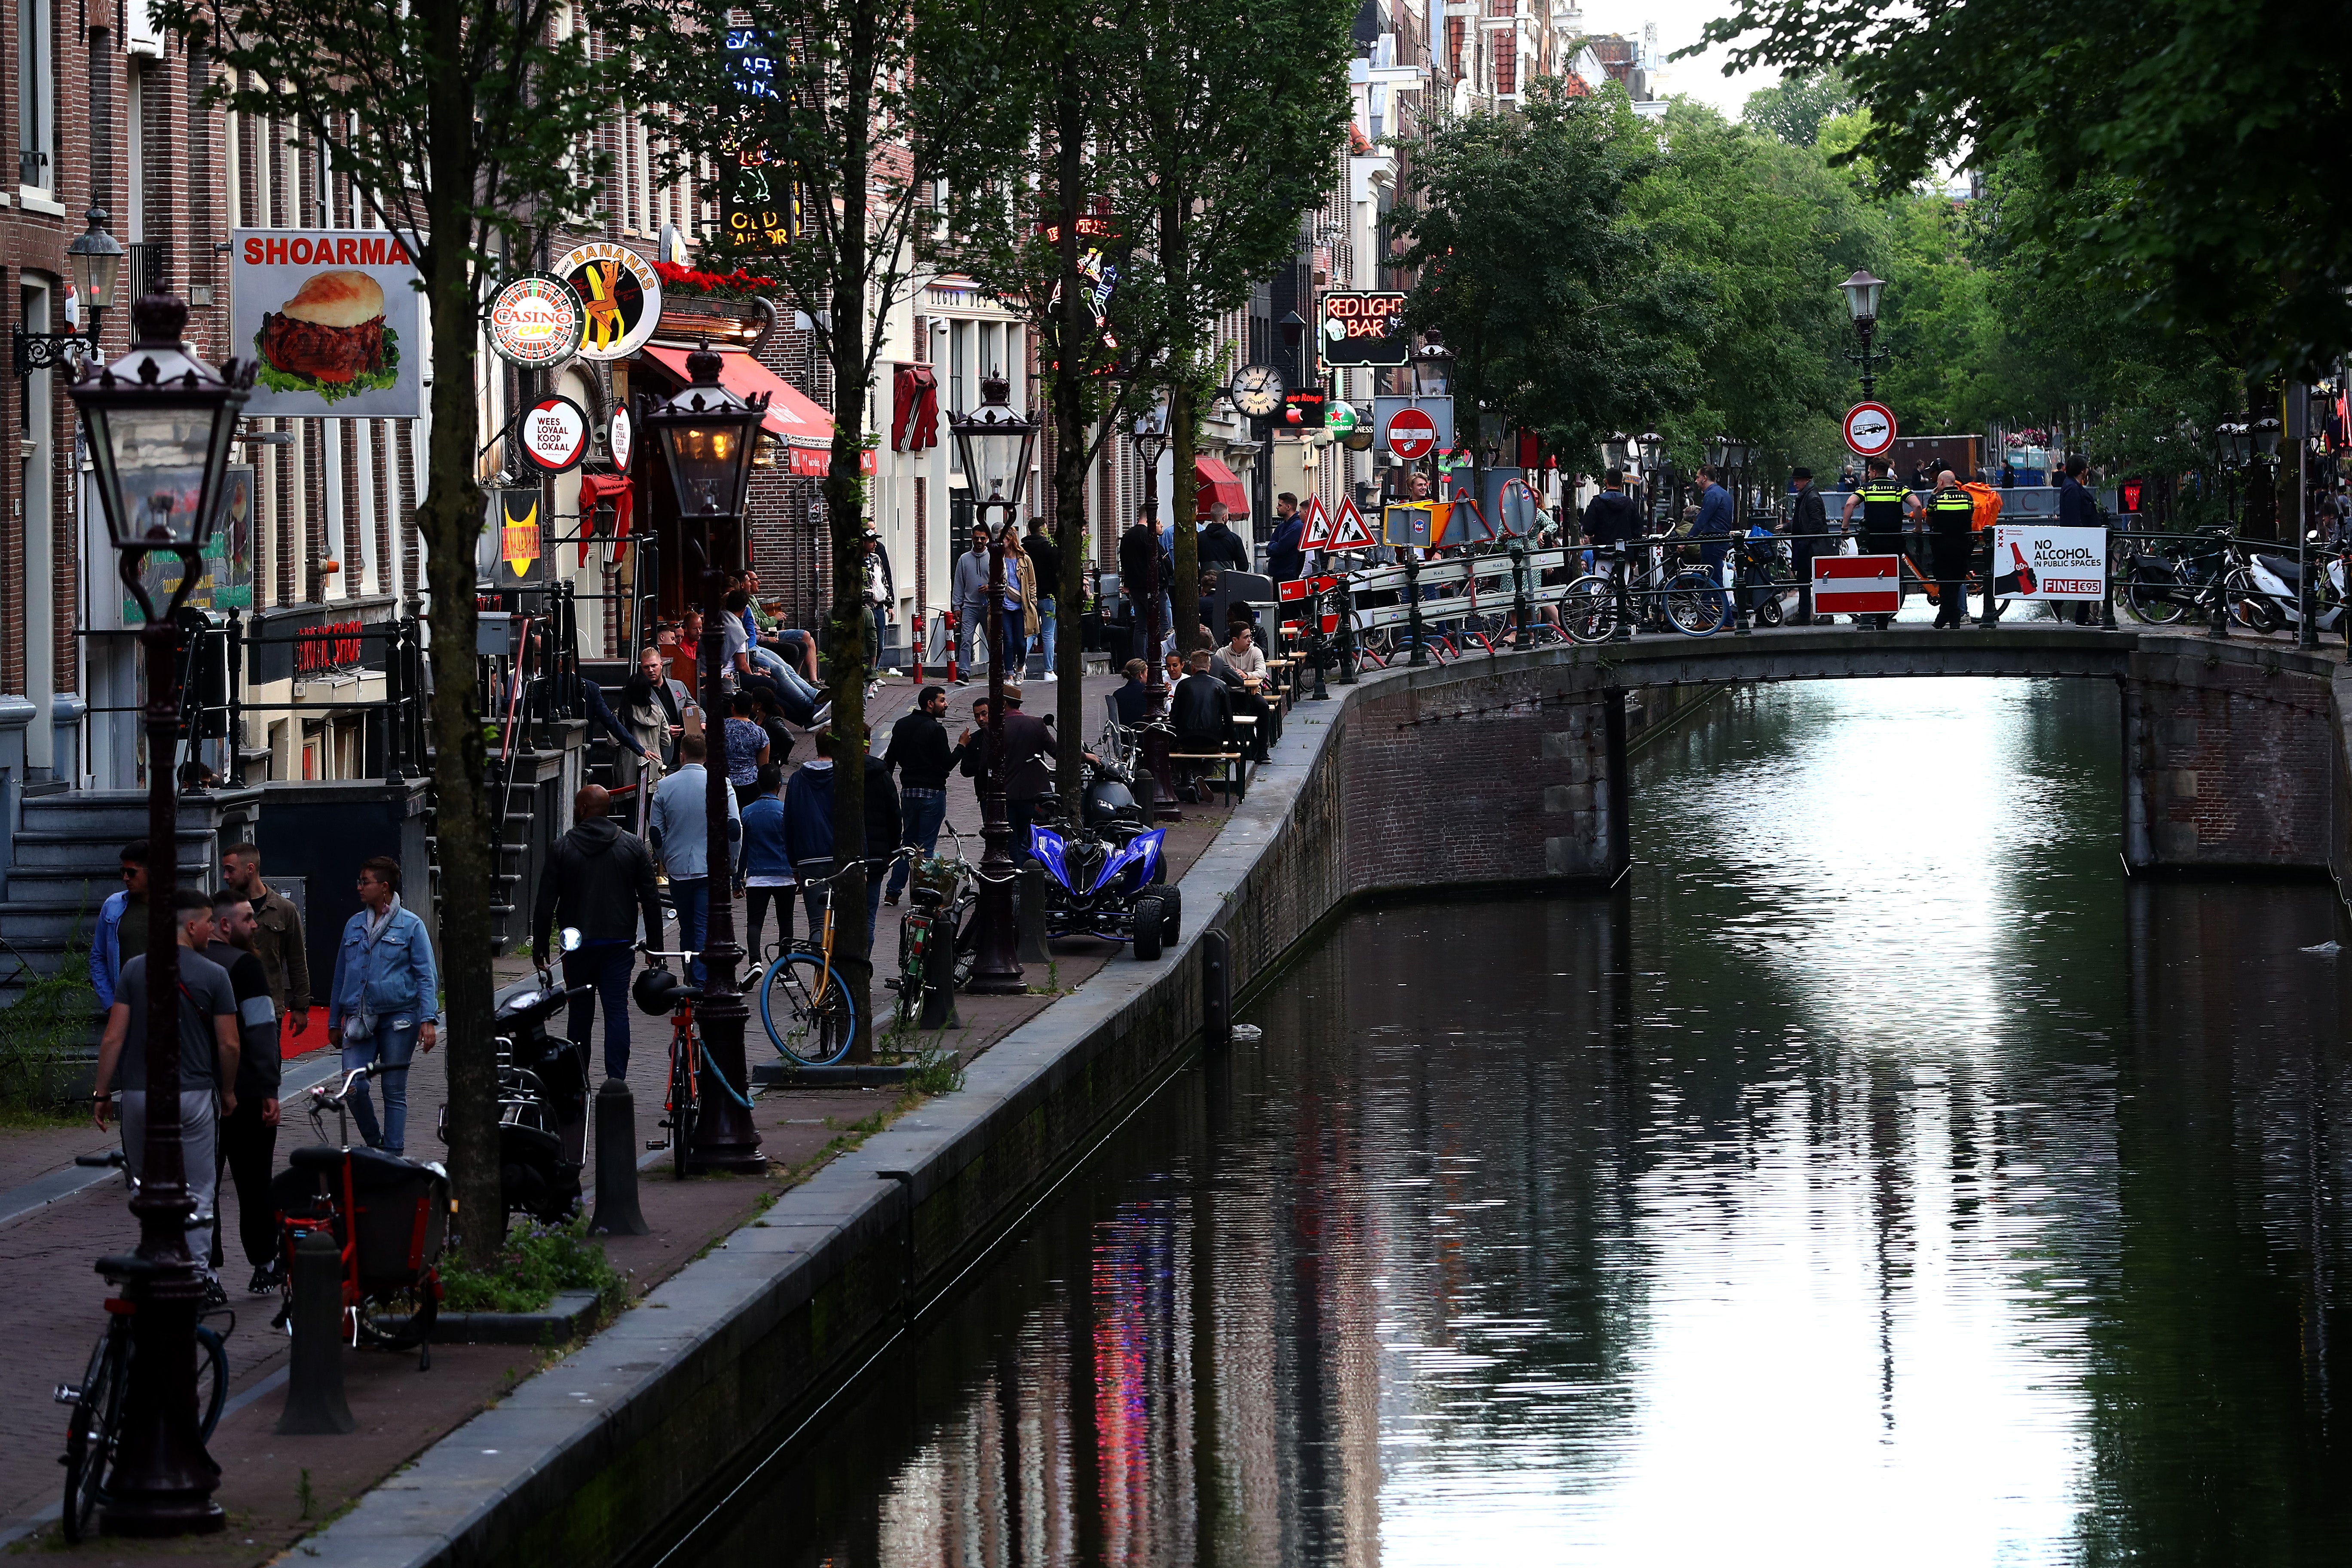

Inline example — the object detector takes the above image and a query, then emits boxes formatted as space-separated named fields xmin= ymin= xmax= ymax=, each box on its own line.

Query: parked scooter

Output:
xmin=436 ymin=928 xmax=590 ymax=1224
xmin=2238 ymin=533 xmax=2349 ymax=635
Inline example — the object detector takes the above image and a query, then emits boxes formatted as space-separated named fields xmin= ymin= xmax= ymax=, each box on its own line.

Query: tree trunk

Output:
xmin=825 ymin=0 xmax=875 ymax=1061
xmin=1160 ymin=190 xmax=1200 ymax=657
xmin=1169 ymin=380 xmax=1199 ymax=654
xmin=416 ymin=53 xmax=500 ymax=1264
xmin=1052 ymin=54 xmax=1089 ymax=824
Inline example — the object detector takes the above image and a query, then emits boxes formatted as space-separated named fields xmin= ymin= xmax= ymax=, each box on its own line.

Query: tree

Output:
xmin=1395 ymin=81 xmax=1692 ymax=477
xmin=1694 ymin=0 xmax=2352 ymax=375
xmin=649 ymin=0 xmax=977 ymax=1058
xmin=1740 ymin=66 xmax=1852 ymax=148
xmin=1123 ymin=0 xmax=1352 ymax=650
xmin=934 ymin=0 xmax=1164 ymax=803
xmin=168 ymin=0 xmax=640 ymax=1262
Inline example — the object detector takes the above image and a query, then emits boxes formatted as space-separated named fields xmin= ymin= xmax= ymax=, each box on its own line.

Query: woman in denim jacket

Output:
xmin=326 ymin=855 xmax=439 ymax=1154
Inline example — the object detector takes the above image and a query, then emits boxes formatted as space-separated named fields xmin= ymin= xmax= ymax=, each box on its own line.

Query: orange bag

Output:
xmin=1962 ymin=481 xmax=2004 ymax=530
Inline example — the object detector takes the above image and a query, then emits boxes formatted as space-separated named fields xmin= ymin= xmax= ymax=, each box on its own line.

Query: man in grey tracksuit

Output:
xmin=950 ymin=530 xmax=992 ymax=680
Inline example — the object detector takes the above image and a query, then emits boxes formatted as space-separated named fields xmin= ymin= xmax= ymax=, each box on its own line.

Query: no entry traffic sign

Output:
xmin=1843 ymin=401 xmax=1897 ymax=458
xmin=1387 ymin=407 xmax=1438 ymax=460
xmin=1813 ymin=554 xmax=1902 ymax=613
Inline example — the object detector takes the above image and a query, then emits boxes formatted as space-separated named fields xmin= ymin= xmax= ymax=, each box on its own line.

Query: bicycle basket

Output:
xmin=346 ymin=1148 xmax=448 ymax=1286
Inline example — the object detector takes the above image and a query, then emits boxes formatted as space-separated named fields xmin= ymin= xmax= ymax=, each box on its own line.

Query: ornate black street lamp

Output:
xmin=639 ymin=343 xmax=768 ymax=1158
xmin=15 ymin=208 xmax=125 ymax=376
xmin=1132 ymin=404 xmax=1171 ymax=705
xmin=1840 ymin=268 xmax=1888 ymax=399
xmin=70 ymin=287 xmax=249 ymax=1536
xmin=949 ymin=374 xmax=1037 ymax=995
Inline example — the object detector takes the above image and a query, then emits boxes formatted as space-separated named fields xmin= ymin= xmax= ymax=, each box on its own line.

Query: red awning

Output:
xmin=640 ymin=345 xmax=835 ymax=450
xmin=1195 ymin=455 xmax=1247 ymax=519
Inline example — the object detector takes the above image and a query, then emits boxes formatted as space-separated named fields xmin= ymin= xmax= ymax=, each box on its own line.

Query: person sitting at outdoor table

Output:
xmin=1208 ymin=625 xmax=1273 ymax=761
xmin=1163 ymin=650 xmax=1188 ymax=689
xmin=1170 ymin=649 xmax=1237 ymax=791
xmin=1113 ymin=658 xmax=1157 ymax=726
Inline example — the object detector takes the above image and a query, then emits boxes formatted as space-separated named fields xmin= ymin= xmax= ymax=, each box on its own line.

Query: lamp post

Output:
xmin=638 ymin=343 xmax=768 ymax=1163
xmin=14 ymin=208 xmax=125 ymax=376
xmin=1406 ymin=332 xmax=1455 ymax=667
xmin=1839 ymin=268 xmax=1888 ymax=400
xmin=1133 ymin=405 xmax=1170 ymax=704
xmin=69 ymin=288 xmax=250 ymax=1536
xmin=949 ymin=374 xmax=1038 ymax=995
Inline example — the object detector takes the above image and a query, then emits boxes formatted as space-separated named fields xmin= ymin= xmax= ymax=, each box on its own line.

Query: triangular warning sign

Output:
xmin=1297 ymin=494 xmax=1334 ymax=551
xmin=1326 ymin=497 xmax=1377 ymax=550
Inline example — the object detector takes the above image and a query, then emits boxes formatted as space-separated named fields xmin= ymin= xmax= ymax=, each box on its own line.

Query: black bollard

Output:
xmin=277 ymin=1227 xmax=356 ymax=1435
xmin=1016 ymin=861 xmax=1050 ymax=965
xmin=589 ymin=1078 xmax=651 ymax=1236
xmin=1201 ymin=928 xmax=1230 ymax=1049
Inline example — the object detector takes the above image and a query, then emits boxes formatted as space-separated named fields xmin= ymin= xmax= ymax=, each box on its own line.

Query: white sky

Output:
xmin=1574 ymin=0 xmax=1773 ymax=119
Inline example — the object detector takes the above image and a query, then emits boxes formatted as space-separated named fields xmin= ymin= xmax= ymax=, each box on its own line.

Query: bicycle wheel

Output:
xmin=952 ymin=897 xmax=980 ymax=989
xmin=1558 ymin=575 xmax=1618 ymax=643
xmin=763 ymin=952 xmax=857 ymax=1067
xmin=892 ymin=913 xmax=932 ymax=1031
xmin=61 ymin=1326 xmax=125 ymax=1544
xmin=356 ymin=1280 xmax=438 ymax=1351
xmin=1663 ymin=571 xmax=1730 ymax=637
xmin=2124 ymin=573 xmax=2188 ymax=625
xmin=195 ymin=1323 xmax=228 ymax=1440
xmin=668 ymin=1035 xmax=696 ymax=1180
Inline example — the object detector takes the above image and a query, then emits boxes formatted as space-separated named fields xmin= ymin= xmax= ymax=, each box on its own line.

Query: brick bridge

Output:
xmin=1317 ymin=627 xmax=2352 ymax=898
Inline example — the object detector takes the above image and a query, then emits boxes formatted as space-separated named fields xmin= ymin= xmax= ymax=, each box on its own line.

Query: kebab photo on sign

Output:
xmin=254 ymin=270 xmax=399 ymax=403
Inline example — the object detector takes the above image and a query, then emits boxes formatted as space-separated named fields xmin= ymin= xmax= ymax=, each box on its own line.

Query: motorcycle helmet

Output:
xmin=1084 ymin=776 xmax=1140 ymax=830
xmin=632 ymin=964 xmax=682 ymax=1017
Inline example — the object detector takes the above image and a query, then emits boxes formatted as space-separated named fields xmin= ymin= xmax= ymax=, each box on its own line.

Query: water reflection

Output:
xmin=666 ymin=680 xmax=2352 ymax=1567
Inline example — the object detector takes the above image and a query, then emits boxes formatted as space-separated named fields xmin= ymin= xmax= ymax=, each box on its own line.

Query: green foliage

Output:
xmin=439 ymin=1217 xmax=624 ymax=1315
xmin=1694 ymin=0 xmax=2352 ymax=375
xmin=1740 ymin=67 xmax=1853 ymax=148
xmin=1396 ymin=80 xmax=1692 ymax=469
xmin=0 ymin=934 xmax=96 ymax=1117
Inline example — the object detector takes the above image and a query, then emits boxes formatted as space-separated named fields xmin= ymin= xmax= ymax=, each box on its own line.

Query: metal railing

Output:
xmin=1256 ymin=524 xmax=2352 ymax=668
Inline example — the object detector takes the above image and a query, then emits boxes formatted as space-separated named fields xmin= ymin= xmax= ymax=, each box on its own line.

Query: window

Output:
xmin=18 ymin=0 xmax=55 ymax=189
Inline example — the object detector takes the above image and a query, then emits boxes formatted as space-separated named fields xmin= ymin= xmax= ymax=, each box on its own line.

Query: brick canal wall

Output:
xmin=308 ymin=631 xmax=2352 ymax=1568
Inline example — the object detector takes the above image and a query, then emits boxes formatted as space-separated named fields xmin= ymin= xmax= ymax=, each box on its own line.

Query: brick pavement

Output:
xmin=0 ymin=662 xmax=1250 ymax=1556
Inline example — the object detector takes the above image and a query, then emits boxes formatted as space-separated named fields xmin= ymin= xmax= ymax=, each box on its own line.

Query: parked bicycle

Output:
xmin=1558 ymin=537 xmax=1733 ymax=642
xmin=269 ymin=1063 xmax=447 ymax=1362
xmin=887 ymin=826 xmax=977 ymax=1034
xmin=631 ymin=945 xmax=737 ymax=1178
xmin=756 ymin=855 xmax=894 ymax=1068
xmin=55 ymin=1153 xmax=230 ymax=1544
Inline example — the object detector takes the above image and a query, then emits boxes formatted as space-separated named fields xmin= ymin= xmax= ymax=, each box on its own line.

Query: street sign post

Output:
xmin=1812 ymin=554 xmax=1902 ymax=614
xmin=1297 ymin=495 xmax=1334 ymax=550
xmin=1386 ymin=407 xmax=1438 ymax=460
xmin=1327 ymin=498 xmax=1376 ymax=550
xmin=1844 ymin=401 xmax=1898 ymax=458
xmin=1373 ymin=395 xmax=1452 ymax=459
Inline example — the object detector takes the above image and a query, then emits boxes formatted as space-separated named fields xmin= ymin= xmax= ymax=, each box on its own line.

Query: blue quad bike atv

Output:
xmin=1027 ymin=757 xmax=1182 ymax=959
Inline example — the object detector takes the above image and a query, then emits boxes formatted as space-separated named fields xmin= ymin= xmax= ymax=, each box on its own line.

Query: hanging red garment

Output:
xmin=576 ymin=472 xmax=635 ymax=564
xmin=892 ymin=364 xmax=939 ymax=451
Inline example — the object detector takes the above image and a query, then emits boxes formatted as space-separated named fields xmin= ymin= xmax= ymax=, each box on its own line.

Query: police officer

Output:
xmin=1926 ymin=468 xmax=1977 ymax=628
xmin=1840 ymin=456 xmax=1921 ymax=628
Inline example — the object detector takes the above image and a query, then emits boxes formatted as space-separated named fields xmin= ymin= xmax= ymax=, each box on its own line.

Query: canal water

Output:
xmin=654 ymin=679 xmax=2352 ymax=1567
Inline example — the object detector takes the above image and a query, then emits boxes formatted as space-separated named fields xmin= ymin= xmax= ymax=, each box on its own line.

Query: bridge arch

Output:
xmin=1324 ymin=628 xmax=2346 ymax=896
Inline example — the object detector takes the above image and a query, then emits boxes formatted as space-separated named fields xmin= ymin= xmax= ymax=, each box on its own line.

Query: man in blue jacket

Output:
xmin=89 ymin=840 xmax=149 ymax=1007
xmin=784 ymin=732 xmax=899 ymax=943
xmin=326 ymin=855 xmax=438 ymax=1155
xmin=648 ymin=732 xmax=740 ymax=987
xmin=1691 ymin=465 xmax=1735 ymax=577
xmin=740 ymin=763 xmax=793 ymax=958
